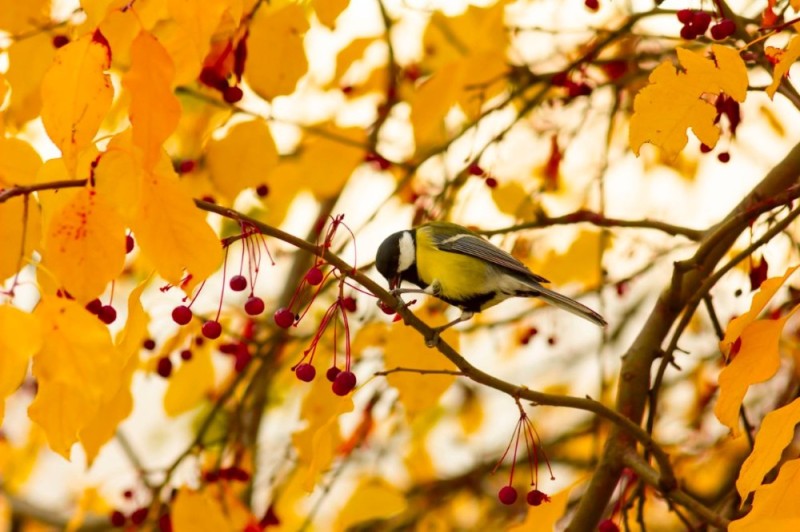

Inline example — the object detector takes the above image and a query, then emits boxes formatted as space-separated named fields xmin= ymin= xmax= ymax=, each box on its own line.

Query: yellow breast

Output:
xmin=415 ymin=227 xmax=491 ymax=301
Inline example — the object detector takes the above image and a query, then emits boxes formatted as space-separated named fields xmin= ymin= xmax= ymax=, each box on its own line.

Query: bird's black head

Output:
xmin=376 ymin=230 xmax=418 ymax=289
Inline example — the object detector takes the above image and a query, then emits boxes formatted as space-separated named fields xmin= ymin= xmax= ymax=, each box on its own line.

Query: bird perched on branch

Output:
xmin=376 ymin=221 xmax=606 ymax=343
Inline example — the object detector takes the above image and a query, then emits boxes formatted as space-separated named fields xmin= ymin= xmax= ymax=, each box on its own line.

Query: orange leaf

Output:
xmin=42 ymin=186 xmax=126 ymax=303
xmin=0 ymin=196 xmax=41 ymax=282
xmin=206 ymin=119 xmax=278 ymax=200
xmin=123 ymin=31 xmax=181 ymax=169
xmin=0 ymin=138 xmax=43 ymax=186
xmin=164 ymin=344 xmax=215 ymax=417
xmin=730 ymin=458 xmax=800 ymax=531
xmin=526 ymin=229 xmax=604 ymax=289
xmin=163 ymin=0 xmax=229 ymax=85
xmin=0 ymin=305 xmax=42 ymax=423
xmin=0 ymin=0 xmax=49 ymax=33
xmin=630 ymin=45 xmax=747 ymax=158
xmin=335 ymin=480 xmax=406 ymax=530
xmin=766 ymin=35 xmax=800 ymax=98
xmin=509 ymin=482 xmax=576 ymax=532
xmin=5 ymin=32 xmax=55 ymax=126
xmin=245 ymin=4 xmax=309 ymax=100
xmin=172 ymin=487 xmax=235 ymax=532
xmin=313 ymin=0 xmax=348 ymax=29
xmin=41 ymin=31 xmax=113 ymax=175
xmin=93 ymin=131 xmax=144 ymax=224
xmin=131 ymin=153 xmax=222 ymax=287
xmin=737 ymin=397 xmax=800 ymax=497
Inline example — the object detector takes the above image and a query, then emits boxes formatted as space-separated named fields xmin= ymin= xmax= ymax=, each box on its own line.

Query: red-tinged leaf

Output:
xmin=730 ymin=458 xmax=800 ymax=531
xmin=123 ymin=32 xmax=181 ymax=169
xmin=737 ymin=397 xmax=800 ymax=498
xmin=42 ymin=186 xmax=126 ymax=303
xmin=0 ymin=305 xmax=42 ymax=423
xmin=766 ymin=36 xmax=800 ymax=98
xmin=162 ymin=0 xmax=229 ymax=85
xmin=41 ymin=32 xmax=113 ymax=175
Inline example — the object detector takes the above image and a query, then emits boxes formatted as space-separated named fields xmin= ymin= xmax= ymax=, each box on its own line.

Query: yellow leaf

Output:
xmin=630 ymin=45 xmax=747 ymax=158
xmin=123 ymin=31 xmax=181 ymax=169
xmin=245 ymin=4 xmax=309 ymax=100
xmin=42 ymin=186 xmax=126 ymax=303
xmin=172 ymin=488 xmax=235 ymax=532
xmin=206 ymin=119 xmax=278 ymax=200
xmin=292 ymin=375 xmax=353 ymax=491
xmin=384 ymin=311 xmax=459 ymax=420
xmin=66 ymin=487 xmax=111 ymax=532
xmin=737 ymin=397 xmax=800 ymax=497
xmin=492 ymin=181 xmax=536 ymax=219
xmin=131 ymin=153 xmax=222 ymax=286
xmin=720 ymin=265 xmax=799 ymax=356
xmin=0 ymin=0 xmax=49 ymax=33
xmin=298 ymin=125 xmax=365 ymax=198
xmin=331 ymin=37 xmax=375 ymax=85
xmin=715 ymin=305 xmax=800 ymax=436
xmin=164 ymin=344 xmax=214 ymax=416
xmin=730 ymin=458 xmax=800 ymax=531
xmin=162 ymin=0 xmax=229 ymax=84
xmin=410 ymin=60 xmax=462 ymax=152
xmin=766 ymin=36 xmax=800 ymax=98
xmin=93 ymin=131 xmax=144 ymax=224
xmin=527 ymin=229 xmax=603 ymax=288
xmin=0 ymin=138 xmax=43 ymax=186
xmin=509 ymin=482 xmax=575 ymax=532
xmin=41 ymin=32 xmax=113 ymax=175
xmin=335 ymin=479 xmax=406 ymax=530
xmin=0 ymin=305 xmax=42 ymax=423
xmin=0 ymin=196 xmax=41 ymax=282
xmin=313 ymin=0 xmax=348 ymax=28
xmin=5 ymin=32 xmax=55 ymax=126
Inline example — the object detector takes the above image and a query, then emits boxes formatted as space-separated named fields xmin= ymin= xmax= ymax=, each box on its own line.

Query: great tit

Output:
xmin=375 ymin=222 xmax=606 ymax=334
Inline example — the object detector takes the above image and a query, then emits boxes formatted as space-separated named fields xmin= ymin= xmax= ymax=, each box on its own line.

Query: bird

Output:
xmin=375 ymin=221 xmax=606 ymax=342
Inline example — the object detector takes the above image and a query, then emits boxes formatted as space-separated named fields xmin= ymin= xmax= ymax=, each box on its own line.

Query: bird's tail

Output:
xmin=527 ymin=284 xmax=607 ymax=327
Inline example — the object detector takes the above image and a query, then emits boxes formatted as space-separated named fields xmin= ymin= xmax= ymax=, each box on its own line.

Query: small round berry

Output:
xmin=676 ymin=9 xmax=693 ymax=24
xmin=180 ymin=349 xmax=193 ymax=361
xmin=598 ymin=519 xmax=620 ymax=532
xmin=204 ymin=470 xmax=220 ymax=482
xmin=326 ymin=366 xmax=341 ymax=382
xmin=130 ymin=507 xmax=148 ymax=525
xmin=710 ymin=19 xmax=736 ymax=40
xmin=342 ymin=296 xmax=357 ymax=312
xmin=274 ymin=307 xmax=294 ymax=328
xmin=295 ymin=363 xmax=316 ymax=382
xmin=234 ymin=351 xmax=251 ymax=372
xmin=85 ymin=298 xmax=103 ymax=315
xmin=699 ymin=143 xmax=712 ymax=153
xmin=230 ymin=467 xmax=250 ymax=482
xmin=498 ymin=485 xmax=518 ymax=505
xmin=378 ymin=301 xmax=395 ymax=315
xmin=332 ymin=370 xmax=357 ymax=396
xmin=159 ymin=513 xmax=173 ymax=532
xmin=305 ymin=267 xmax=323 ymax=286
xmin=692 ymin=11 xmax=711 ymax=33
xmin=110 ymin=510 xmax=126 ymax=527
xmin=223 ymin=86 xmax=244 ymax=103
xmin=468 ymin=163 xmax=484 ymax=176
xmin=244 ymin=296 xmax=265 ymax=316
xmin=199 ymin=67 xmax=228 ymax=91
xmin=123 ymin=489 xmax=134 ymax=499
xmin=718 ymin=152 xmax=731 ymax=163
xmin=143 ymin=338 xmax=156 ymax=350
xmin=341 ymin=85 xmax=354 ymax=94
xmin=485 ymin=177 xmax=498 ymax=188
xmin=680 ymin=25 xmax=698 ymax=40
xmin=99 ymin=305 xmax=117 ymax=324
xmin=172 ymin=305 xmax=192 ymax=325
xmin=178 ymin=160 xmax=196 ymax=174
xmin=255 ymin=184 xmax=269 ymax=197
xmin=156 ymin=357 xmax=173 ymax=378
xmin=202 ymin=320 xmax=222 ymax=339
xmin=126 ymin=234 xmax=135 ymax=254
xmin=584 ymin=0 xmax=599 ymax=11
xmin=52 ymin=34 xmax=70 ymax=48
xmin=526 ymin=489 xmax=550 ymax=506
xmin=229 ymin=275 xmax=247 ymax=292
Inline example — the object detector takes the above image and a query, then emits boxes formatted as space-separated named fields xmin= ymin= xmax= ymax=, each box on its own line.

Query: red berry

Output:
xmin=295 ymin=363 xmax=316 ymax=382
xmin=229 ymin=275 xmax=247 ymax=291
xmin=680 ymin=25 xmax=698 ymax=40
xmin=342 ymin=296 xmax=357 ymax=312
xmin=378 ymin=301 xmax=395 ymax=315
xmin=99 ymin=305 xmax=117 ymax=324
xmin=204 ymin=470 xmax=220 ymax=482
xmin=223 ymin=86 xmax=243 ymax=103
xmin=123 ymin=489 xmax=134 ymax=499
xmin=526 ymin=489 xmax=550 ymax=506
xmin=274 ymin=307 xmax=294 ymax=328
xmin=156 ymin=357 xmax=173 ymax=378
xmin=700 ymin=143 xmax=712 ymax=153
xmin=130 ymin=507 xmax=148 ymax=525
xmin=468 ymin=163 xmax=484 ymax=176
xmin=677 ymin=9 xmax=693 ymax=24
xmin=199 ymin=67 xmax=228 ymax=91
xmin=598 ymin=519 xmax=620 ymax=532
xmin=718 ymin=152 xmax=731 ymax=163
xmin=202 ymin=320 xmax=222 ymax=339
xmin=305 ymin=267 xmax=323 ymax=286
xmin=341 ymin=85 xmax=354 ymax=94
xmin=110 ymin=510 xmax=126 ymax=527
xmin=584 ymin=0 xmax=599 ymax=11
xmin=326 ymin=366 xmax=341 ymax=382
xmin=234 ymin=351 xmax=251 ymax=372
xmin=485 ymin=177 xmax=498 ymax=188
xmin=178 ymin=160 xmax=196 ymax=174
xmin=244 ymin=296 xmax=265 ymax=316
xmin=255 ymin=184 xmax=269 ymax=197
xmin=498 ymin=485 xmax=518 ymax=505
xmin=711 ymin=19 xmax=736 ymax=40
xmin=52 ymin=34 xmax=70 ymax=48
xmin=158 ymin=513 xmax=172 ymax=532
xmin=172 ymin=305 xmax=192 ymax=325
xmin=692 ymin=11 xmax=711 ymax=33
xmin=143 ymin=338 xmax=156 ymax=350
xmin=126 ymin=234 xmax=135 ymax=254
xmin=86 ymin=298 xmax=103 ymax=315
xmin=180 ymin=349 xmax=193 ymax=361
xmin=332 ymin=370 xmax=357 ymax=395
xmin=229 ymin=467 xmax=250 ymax=482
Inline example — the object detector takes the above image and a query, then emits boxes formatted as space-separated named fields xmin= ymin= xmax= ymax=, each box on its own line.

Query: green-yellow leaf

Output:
xmin=630 ymin=45 xmax=747 ymax=158
xmin=206 ymin=119 xmax=278 ymax=200
xmin=730 ymin=458 xmax=800 ymax=531
xmin=245 ymin=4 xmax=309 ymax=100
xmin=0 ymin=305 xmax=42 ymax=423
xmin=41 ymin=32 xmax=113 ymax=175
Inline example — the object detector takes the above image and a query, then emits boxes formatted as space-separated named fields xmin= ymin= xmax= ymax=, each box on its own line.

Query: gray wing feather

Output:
xmin=435 ymin=233 xmax=549 ymax=284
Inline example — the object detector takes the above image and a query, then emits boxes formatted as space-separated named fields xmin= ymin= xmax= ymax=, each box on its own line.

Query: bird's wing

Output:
xmin=434 ymin=232 xmax=550 ymax=284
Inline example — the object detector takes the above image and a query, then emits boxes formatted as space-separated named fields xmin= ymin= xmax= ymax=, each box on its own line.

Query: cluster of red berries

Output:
xmin=467 ymin=163 xmax=498 ymax=188
xmin=677 ymin=10 xmax=735 ymax=40
xmin=198 ymin=33 xmax=248 ymax=104
xmin=203 ymin=465 xmax=250 ymax=483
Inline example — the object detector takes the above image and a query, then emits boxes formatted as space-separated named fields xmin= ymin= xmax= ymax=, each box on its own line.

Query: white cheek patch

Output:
xmin=397 ymin=231 xmax=416 ymax=272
